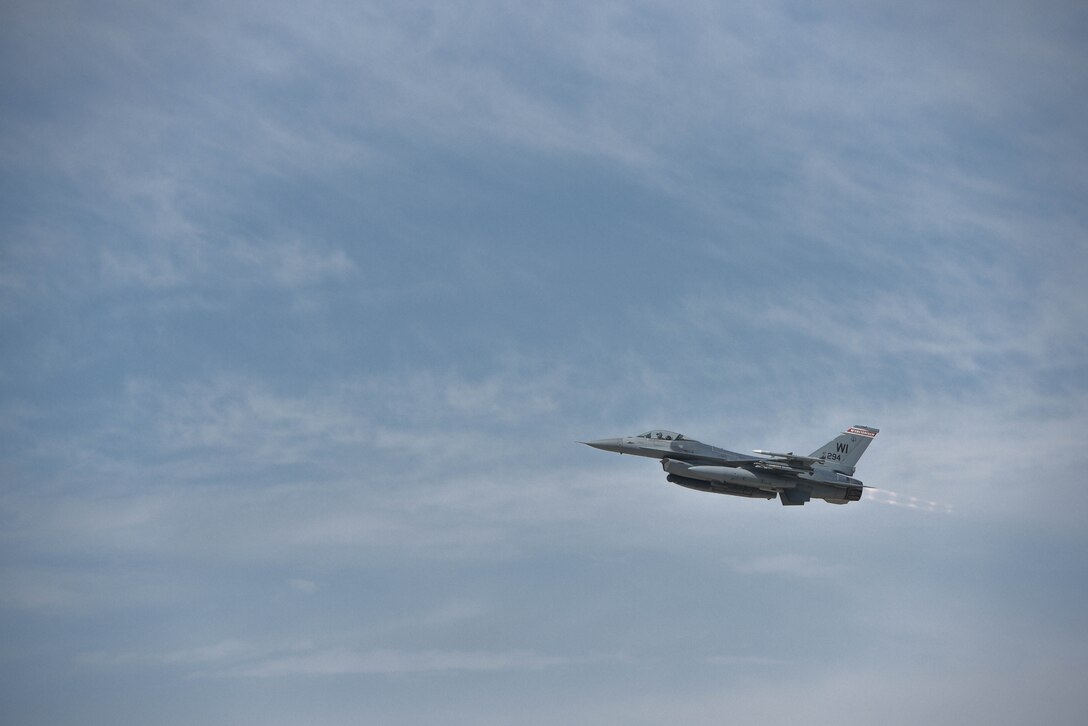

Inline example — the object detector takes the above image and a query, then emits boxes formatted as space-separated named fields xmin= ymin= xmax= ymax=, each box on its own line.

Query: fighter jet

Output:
xmin=583 ymin=426 xmax=879 ymax=505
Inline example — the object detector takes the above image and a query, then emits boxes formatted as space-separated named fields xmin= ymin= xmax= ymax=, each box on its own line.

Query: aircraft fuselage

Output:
xmin=583 ymin=427 xmax=877 ymax=506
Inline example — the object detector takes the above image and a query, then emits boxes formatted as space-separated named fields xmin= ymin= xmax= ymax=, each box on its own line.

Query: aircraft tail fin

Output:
xmin=808 ymin=425 xmax=879 ymax=475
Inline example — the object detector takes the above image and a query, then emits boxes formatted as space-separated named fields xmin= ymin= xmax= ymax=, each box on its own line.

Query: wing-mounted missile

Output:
xmin=751 ymin=450 xmax=823 ymax=471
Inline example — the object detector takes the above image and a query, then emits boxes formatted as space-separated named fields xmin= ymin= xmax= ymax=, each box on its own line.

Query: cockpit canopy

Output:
xmin=637 ymin=430 xmax=684 ymax=441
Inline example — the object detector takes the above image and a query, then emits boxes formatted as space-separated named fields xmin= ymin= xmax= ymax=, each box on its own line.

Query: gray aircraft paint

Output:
xmin=584 ymin=426 xmax=879 ymax=506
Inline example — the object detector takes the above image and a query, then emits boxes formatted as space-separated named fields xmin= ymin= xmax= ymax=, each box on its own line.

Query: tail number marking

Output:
xmin=824 ymin=443 xmax=848 ymax=462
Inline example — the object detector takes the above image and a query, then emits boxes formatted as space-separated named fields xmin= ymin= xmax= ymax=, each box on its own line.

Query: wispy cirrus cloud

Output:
xmin=82 ymin=640 xmax=590 ymax=678
xmin=3 ymin=2 xmax=1086 ymax=725
xmin=215 ymin=648 xmax=582 ymax=678
xmin=724 ymin=553 xmax=847 ymax=578
xmin=0 ymin=566 xmax=194 ymax=613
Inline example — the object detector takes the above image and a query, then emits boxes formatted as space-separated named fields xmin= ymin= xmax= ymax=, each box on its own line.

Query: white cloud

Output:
xmin=553 ymin=661 xmax=1088 ymax=726
xmin=725 ymin=554 xmax=847 ymax=578
xmin=0 ymin=566 xmax=192 ymax=613
xmin=220 ymin=647 xmax=576 ymax=678
xmin=704 ymin=654 xmax=793 ymax=666
xmin=82 ymin=639 xmax=587 ymax=678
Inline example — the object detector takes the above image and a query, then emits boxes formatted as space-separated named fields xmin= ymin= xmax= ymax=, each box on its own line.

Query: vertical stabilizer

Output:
xmin=808 ymin=425 xmax=879 ymax=475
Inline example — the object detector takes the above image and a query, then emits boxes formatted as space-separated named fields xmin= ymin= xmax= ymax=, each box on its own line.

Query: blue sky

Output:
xmin=2 ymin=1 xmax=1087 ymax=724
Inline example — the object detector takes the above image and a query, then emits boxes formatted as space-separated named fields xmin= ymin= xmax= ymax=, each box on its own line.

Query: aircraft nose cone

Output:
xmin=582 ymin=438 xmax=624 ymax=453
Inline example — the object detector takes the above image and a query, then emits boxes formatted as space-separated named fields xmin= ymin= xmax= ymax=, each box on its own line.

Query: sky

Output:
xmin=2 ymin=1 xmax=1087 ymax=724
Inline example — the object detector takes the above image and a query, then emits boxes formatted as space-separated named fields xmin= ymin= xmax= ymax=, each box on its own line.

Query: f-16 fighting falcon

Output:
xmin=583 ymin=426 xmax=879 ymax=506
